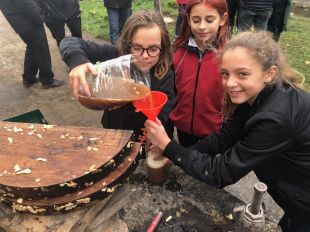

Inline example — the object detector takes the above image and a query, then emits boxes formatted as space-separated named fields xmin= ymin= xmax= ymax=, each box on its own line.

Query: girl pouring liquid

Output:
xmin=59 ymin=11 xmax=175 ymax=145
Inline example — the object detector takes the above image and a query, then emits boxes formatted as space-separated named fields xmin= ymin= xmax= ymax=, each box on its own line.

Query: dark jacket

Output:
xmin=163 ymin=85 xmax=310 ymax=219
xmin=46 ymin=0 xmax=80 ymax=21
xmin=0 ymin=0 xmax=45 ymax=35
xmin=170 ymin=39 xmax=223 ymax=137
xmin=103 ymin=0 xmax=132 ymax=9
xmin=239 ymin=0 xmax=273 ymax=10
xmin=59 ymin=37 xmax=175 ymax=142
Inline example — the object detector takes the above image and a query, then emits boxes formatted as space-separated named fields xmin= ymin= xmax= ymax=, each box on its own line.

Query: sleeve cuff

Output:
xmin=163 ymin=140 xmax=189 ymax=162
xmin=67 ymin=55 xmax=90 ymax=71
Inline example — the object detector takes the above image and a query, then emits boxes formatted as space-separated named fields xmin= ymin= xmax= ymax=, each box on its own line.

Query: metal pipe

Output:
xmin=249 ymin=182 xmax=268 ymax=215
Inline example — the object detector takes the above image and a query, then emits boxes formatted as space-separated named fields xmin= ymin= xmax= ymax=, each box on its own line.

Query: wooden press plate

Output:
xmin=2 ymin=143 xmax=141 ymax=214
xmin=0 ymin=121 xmax=134 ymax=199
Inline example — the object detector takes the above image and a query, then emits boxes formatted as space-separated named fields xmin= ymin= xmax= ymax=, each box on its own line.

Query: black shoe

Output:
xmin=23 ymin=78 xmax=39 ymax=88
xmin=42 ymin=79 xmax=65 ymax=89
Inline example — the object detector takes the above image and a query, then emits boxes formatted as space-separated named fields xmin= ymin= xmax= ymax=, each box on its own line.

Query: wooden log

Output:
xmin=0 ymin=184 xmax=132 ymax=232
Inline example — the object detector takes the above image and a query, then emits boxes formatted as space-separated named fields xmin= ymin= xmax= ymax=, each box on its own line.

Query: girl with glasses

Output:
xmin=60 ymin=10 xmax=175 ymax=144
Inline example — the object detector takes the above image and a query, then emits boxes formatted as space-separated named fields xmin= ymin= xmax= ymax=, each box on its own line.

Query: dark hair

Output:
xmin=220 ymin=31 xmax=303 ymax=119
xmin=173 ymin=0 xmax=228 ymax=51
xmin=117 ymin=10 xmax=172 ymax=79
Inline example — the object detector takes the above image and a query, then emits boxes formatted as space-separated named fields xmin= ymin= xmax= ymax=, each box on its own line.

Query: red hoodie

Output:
xmin=176 ymin=0 xmax=189 ymax=4
xmin=170 ymin=45 xmax=223 ymax=137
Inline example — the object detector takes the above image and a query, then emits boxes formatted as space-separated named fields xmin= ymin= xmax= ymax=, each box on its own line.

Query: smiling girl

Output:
xmin=145 ymin=31 xmax=310 ymax=231
xmin=59 ymin=11 xmax=175 ymax=143
xmin=170 ymin=0 xmax=228 ymax=147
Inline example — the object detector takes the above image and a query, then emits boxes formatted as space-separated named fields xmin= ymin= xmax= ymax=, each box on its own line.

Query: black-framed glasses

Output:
xmin=129 ymin=45 xmax=162 ymax=57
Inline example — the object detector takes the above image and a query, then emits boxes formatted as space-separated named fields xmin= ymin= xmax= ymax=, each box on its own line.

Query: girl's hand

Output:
xmin=145 ymin=118 xmax=171 ymax=151
xmin=68 ymin=63 xmax=98 ymax=99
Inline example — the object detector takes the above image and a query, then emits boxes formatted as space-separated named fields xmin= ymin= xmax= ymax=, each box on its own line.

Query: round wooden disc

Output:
xmin=0 ymin=122 xmax=134 ymax=199
xmin=2 ymin=143 xmax=141 ymax=214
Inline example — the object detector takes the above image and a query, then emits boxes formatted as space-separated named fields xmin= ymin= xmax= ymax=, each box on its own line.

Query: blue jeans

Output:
xmin=175 ymin=4 xmax=187 ymax=36
xmin=237 ymin=7 xmax=272 ymax=31
xmin=106 ymin=7 xmax=132 ymax=45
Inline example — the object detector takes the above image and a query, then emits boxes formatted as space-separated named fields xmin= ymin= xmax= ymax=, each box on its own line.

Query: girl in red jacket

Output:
xmin=170 ymin=0 xmax=228 ymax=147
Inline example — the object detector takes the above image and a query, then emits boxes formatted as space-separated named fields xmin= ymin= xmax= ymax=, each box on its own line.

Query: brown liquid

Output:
xmin=147 ymin=165 xmax=166 ymax=184
xmin=78 ymin=78 xmax=150 ymax=110
xmin=146 ymin=150 xmax=167 ymax=184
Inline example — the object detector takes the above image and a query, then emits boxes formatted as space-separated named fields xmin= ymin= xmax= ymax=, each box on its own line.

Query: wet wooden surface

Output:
xmin=0 ymin=121 xmax=134 ymax=200
xmin=3 ymin=143 xmax=140 ymax=212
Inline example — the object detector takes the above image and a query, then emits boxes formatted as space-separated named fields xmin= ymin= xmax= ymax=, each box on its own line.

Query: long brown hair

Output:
xmin=220 ymin=31 xmax=303 ymax=120
xmin=117 ymin=10 xmax=172 ymax=79
xmin=173 ymin=0 xmax=228 ymax=51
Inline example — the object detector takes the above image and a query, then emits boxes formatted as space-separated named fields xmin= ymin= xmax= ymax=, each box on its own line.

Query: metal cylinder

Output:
xmin=249 ymin=182 xmax=268 ymax=215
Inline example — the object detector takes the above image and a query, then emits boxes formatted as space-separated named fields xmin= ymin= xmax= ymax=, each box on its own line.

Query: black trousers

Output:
xmin=19 ymin=25 xmax=54 ymax=85
xmin=268 ymin=0 xmax=286 ymax=41
xmin=45 ymin=16 xmax=82 ymax=47
xmin=227 ymin=0 xmax=238 ymax=35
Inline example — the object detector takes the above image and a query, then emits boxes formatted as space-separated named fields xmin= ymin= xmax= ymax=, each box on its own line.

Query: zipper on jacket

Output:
xmin=190 ymin=50 xmax=203 ymax=134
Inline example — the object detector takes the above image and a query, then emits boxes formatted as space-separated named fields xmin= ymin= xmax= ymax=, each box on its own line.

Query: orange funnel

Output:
xmin=132 ymin=91 xmax=168 ymax=121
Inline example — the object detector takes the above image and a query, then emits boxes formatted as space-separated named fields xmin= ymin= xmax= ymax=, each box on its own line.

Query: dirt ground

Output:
xmin=0 ymin=11 xmax=284 ymax=231
xmin=292 ymin=5 xmax=310 ymax=18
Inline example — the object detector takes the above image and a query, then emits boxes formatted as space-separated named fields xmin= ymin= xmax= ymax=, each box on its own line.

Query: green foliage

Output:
xmin=80 ymin=1 xmax=309 ymax=85
xmin=279 ymin=16 xmax=310 ymax=87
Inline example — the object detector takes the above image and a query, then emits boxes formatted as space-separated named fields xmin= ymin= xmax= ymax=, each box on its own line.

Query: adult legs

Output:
xmin=118 ymin=7 xmax=132 ymax=33
xmin=227 ymin=0 xmax=238 ymax=35
xmin=45 ymin=19 xmax=66 ymax=47
xmin=19 ymin=25 xmax=54 ymax=85
xmin=175 ymin=4 xmax=187 ymax=36
xmin=66 ymin=15 xmax=82 ymax=39
xmin=268 ymin=0 xmax=286 ymax=41
xmin=253 ymin=9 xmax=272 ymax=31
xmin=106 ymin=7 xmax=120 ymax=45
xmin=237 ymin=8 xmax=255 ymax=31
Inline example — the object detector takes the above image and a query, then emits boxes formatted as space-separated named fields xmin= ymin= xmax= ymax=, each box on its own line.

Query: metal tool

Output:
xmin=234 ymin=182 xmax=268 ymax=231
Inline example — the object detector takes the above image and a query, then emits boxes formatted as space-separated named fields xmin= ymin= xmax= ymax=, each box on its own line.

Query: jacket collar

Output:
xmin=185 ymin=37 xmax=215 ymax=54
xmin=246 ymin=85 xmax=276 ymax=117
xmin=251 ymin=85 xmax=275 ymax=108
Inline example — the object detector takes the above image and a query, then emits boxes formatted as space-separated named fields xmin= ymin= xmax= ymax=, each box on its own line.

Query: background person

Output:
xmin=237 ymin=0 xmax=273 ymax=31
xmin=267 ymin=0 xmax=292 ymax=41
xmin=103 ymin=0 xmax=132 ymax=45
xmin=170 ymin=0 xmax=228 ymax=147
xmin=0 ymin=0 xmax=65 ymax=89
xmin=145 ymin=31 xmax=310 ymax=231
xmin=226 ymin=0 xmax=238 ymax=36
xmin=45 ymin=0 xmax=82 ymax=47
xmin=175 ymin=0 xmax=189 ymax=37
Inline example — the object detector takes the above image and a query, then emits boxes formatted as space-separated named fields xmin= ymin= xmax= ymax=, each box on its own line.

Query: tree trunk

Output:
xmin=154 ymin=0 xmax=162 ymax=14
